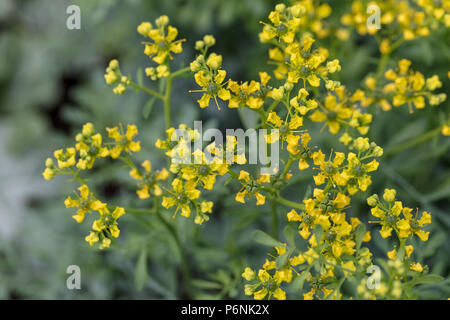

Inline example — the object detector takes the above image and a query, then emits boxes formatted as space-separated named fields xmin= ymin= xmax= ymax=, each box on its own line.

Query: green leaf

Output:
xmin=354 ymin=223 xmax=366 ymax=250
xmin=283 ymin=225 xmax=295 ymax=248
xmin=291 ymin=269 xmax=309 ymax=292
xmin=411 ymin=274 xmax=445 ymax=286
xmin=237 ymin=107 xmax=258 ymax=129
xmin=134 ymin=246 xmax=148 ymax=291
xmin=412 ymin=274 xmax=444 ymax=286
xmin=252 ymin=230 xmax=282 ymax=247
xmin=422 ymin=233 xmax=446 ymax=259
xmin=224 ymin=175 xmax=234 ymax=186
xmin=191 ymin=279 xmax=222 ymax=290
xmin=142 ymin=97 xmax=157 ymax=119
xmin=303 ymin=185 xmax=312 ymax=200
xmin=276 ymin=247 xmax=293 ymax=269
xmin=313 ymin=224 xmax=324 ymax=244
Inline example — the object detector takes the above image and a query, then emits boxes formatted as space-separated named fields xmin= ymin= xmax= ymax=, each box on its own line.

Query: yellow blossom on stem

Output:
xmin=106 ymin=124 xmax=141 ymax=158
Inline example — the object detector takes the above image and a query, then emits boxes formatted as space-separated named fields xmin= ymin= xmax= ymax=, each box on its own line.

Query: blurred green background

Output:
xmin=0 ymin=0 xmax=448 ymax=299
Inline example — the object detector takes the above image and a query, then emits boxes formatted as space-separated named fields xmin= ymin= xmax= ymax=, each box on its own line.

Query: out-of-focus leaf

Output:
xmin=314 ymin=224 xmax=324 ymax=245
xmin=421 ymin=233 xmax=446 ymax=259
xmin=283 ymin=225 xmax=295 ymax=248
xmin=237 ymin=107 xmax=258 ymax=129
xmin=411 ymin=274 xmax=444 ymax=286
xmin=134 ymin=246 xmax=148 ymax=291
xmin=276 ymin=247 xmax=293 ymax=269
xmin=252 ymin=230 xmax=282 ymax=247
xmin=354 ymin=223 xmax=366 ymax=250
xmin=291 ymin=269 xmax=309 ymax=292
xmin=423 ymin=177 xmax=450 ymax=202
xmin=191 ymin=279 xmax=222 ymax=290
xmin=142 ymin=96 xmax=157 ymax=119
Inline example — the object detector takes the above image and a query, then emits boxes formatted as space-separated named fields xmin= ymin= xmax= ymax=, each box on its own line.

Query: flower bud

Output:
xmin=195 ymin=40 xmax=204 ymax=50
xmin=275 ymin=3 xmax=286 ymax=12
xmin=270 ymin=87 xmax=284 ymax=100
xmin=290 ymin=4 xmax=305 ymax=17
xmin=283 ymin=82 xmax=294 ymax=91
xmin=206 ymin=53 xmax=222 ymax=70
xmin=155 ymin=15 xmax=169 ymax=28
xmin=373 ymin=146 xmax=384 ymax=157
xmin=242 ymin=267 xmax=256 ymax=281
xmin=354 ymin=137 xmax=370 ymax=152
xmin=383 ymin=189 xmax=396 ymax=202
xmin=137 ymin=22 xmax=152 ymax=36
xmin=45 ymin=158 xmax=54 ymax=168
xmin=190 ymin=60 xmax=201 ymax=72
xmin=108 ymin=59 xmax=119 ymax=70
xmin=366 ymin=194 xmax=379 ymax=207
xmin=203 ymin=35 xmax=216 ymax=47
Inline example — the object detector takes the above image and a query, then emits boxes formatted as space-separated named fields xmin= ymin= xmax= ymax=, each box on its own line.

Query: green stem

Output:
xmin=154 ymin=197 xmax=192 ymax=297
xmin=273 ymin=196 xmax=305 ymax=210
xmin=384 ymin=126 xmax=442 ymax=156
xmin=129 ymin=81 xmax=164 ymax=100
xmin=281 ymin=157 xmax=294 ymax=179
xmin=70 ymin=168 xmax=86 ymax=184
xmin=163 ymin=79 xmax=172 ymax=130
xmin=163 ymin=67 xmax=191 ymax=130
xmin=170 ymin=66 xmax=191 ymax=79
xmin=270 ymin=201 xmax=278 ymax=240
xmin=267 ymin=100 xmax=280 ymax=113
xmin=375 ymin=53 xmax=389 ymax=83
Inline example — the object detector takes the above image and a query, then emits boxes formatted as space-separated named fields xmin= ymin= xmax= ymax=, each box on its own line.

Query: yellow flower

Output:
xmin=343 ymin=152 xmax=379 ymax=194
xmin=191 ymin=69 xmax=230 ymax=109
xmin=179 ymin=149 xmax=229 ymax=190
xmin=54 ymin=148 xmax=76 ymax=169
xmin=312 ymin=150 xmax=348 ymax=187
xmin=85 ymin=231 xmax=99 ymax=246
xmin=442 ymin=124 xmax=450 ymax=136
xmin=106 ymin=124 xmax=141 ymax=158
xmin=285 ymin=38 xmax=329 ymax=87
xmin=234 ymin=171 xmax=269 ymax=206
xmin=140 ymin=16 xmax=185 ymax=64
xmin=104 ymin=59 xmax=121 ymax=85
xmin=310 ymin=92 xmax=353 ymax=134
xmin=387 ymin=249 xmax=397 ymax=260
xmin=227 ymin=80 xmax=263 ymax=109
xmin=383 ymin=189 xmax=397 ymax=202
xmin=397 ymin=210 xmax=431 ymax=241
xmin=64 ymin=184 xmax=106 ymax=223
xmin=42 ymin=158 xmax=57 ymax=180
xmin=265 ymin=111 xmax=304 ymax=148
xmin=75 ymin=123 xmax=109 ymax=170
xmin=162 ymin=178 xmax=201 ymax=219
xmin=409 ymin=262 xmax=424 ymax=272
xmin=242 ymin=267 xmax=256 ymax=281
xmin=130 ymin=160 xmax=169 ymax=199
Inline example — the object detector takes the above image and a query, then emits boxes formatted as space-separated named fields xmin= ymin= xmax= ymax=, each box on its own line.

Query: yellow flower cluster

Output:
xmin=239 ymin=2 xmax=442 ymax=300
xmin=368 ymin=189 xmax=431 ymax=241
xmin=190 ymin=37 xmax=230 ymax=109
xmin=43 ymin=122 xmax=146 ymax=248
xmin=65 ymin=185 xmax=125 ymax=249
xmin=342 ymin=0 xmax=450 ymax=53
xmin=104 ymin=59 xmax=130 ymax=95
xmin=242 ymin=246 xmax=294 ymax=300
xmin=353 ymin=59 xmax=447 ymax=113
xmin=44 ymin=2 xmax=446 ymax=299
